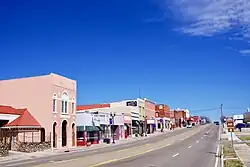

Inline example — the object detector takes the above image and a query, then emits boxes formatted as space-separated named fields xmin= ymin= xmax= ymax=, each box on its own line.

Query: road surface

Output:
xmin=100 ymin=124 xmax=220 ymax=167
xmin=1 ymin=124 xmax=220 ymax=167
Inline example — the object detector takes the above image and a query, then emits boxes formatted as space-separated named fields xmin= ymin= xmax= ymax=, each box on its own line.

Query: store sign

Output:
xmin=147 ymin=119 xmax=155 ymax=124
xmin=126 ymin=101 xmax=137 ymax=107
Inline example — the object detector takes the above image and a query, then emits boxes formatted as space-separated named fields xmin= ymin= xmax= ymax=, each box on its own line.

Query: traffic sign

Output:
xmin=228 ymin=128 xmax=234 ymax=132
xmin=227 ymin=122 xmax=234 ymax=128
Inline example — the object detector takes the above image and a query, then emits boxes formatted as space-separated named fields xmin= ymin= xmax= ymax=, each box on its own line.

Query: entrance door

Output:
xmin=62 ymin=120 xmax=67 ymax=147
xmin=53 ymin=122 xmax=57 ymax=148
xmin=41 ymin=128 xmax=45 ymax=142
xmin=72 ymin=123 xmax=75 ymax=146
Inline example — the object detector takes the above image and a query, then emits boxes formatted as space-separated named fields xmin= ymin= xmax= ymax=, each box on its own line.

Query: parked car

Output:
xmin=187 ymin=124 xmax=192 ymax=128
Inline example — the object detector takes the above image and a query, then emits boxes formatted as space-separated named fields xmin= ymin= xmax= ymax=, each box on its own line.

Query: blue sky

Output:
xmin=1 ymin=0 xmax=250 ymax=120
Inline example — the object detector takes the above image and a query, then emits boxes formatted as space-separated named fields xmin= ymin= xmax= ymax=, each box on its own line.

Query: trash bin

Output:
xmin=106 ymin=138 xmax=111 ymax=144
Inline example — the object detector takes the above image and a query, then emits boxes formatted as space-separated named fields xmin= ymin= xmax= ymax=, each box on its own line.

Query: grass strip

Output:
xmin=238 ymin=135 xmax=250 ymax=141
xmin=223 ymin=142 xmax=237 ymax=158
xmin=224 ymin=159 xmax=244 ymax=167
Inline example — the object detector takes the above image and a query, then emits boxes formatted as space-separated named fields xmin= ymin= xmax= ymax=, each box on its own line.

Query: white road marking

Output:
xmin=172 ymin=153 xmax=180 ymax=157
xmin=201 ymin=137 xmax=203 ymax=139
xmin=53 ymin=159 xmax=76 ymax=164
xmin=188 ymin=145 xmax=192 ymax=148
xmin=214 ymin=145 xmax=220 ymax=167
xmin=6 ymin=161 xmax=36 ymax=167
xmin=196 ymin=140 xmax=200 ymax=143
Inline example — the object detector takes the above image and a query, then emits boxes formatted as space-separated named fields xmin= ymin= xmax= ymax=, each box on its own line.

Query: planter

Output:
xmin=86 ymin=142 xmax=91 ymax=147
xmin=0 ymin=143 xmax=9 ymax=156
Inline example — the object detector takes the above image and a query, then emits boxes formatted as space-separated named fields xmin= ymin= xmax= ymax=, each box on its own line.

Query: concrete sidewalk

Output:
xmin=232 ymin=131 xmax=250 ymax=167
xmin=234 ymin=143 xmax=250 ymax=167
xmin=52 ymin=128 xmax=180 ymax=153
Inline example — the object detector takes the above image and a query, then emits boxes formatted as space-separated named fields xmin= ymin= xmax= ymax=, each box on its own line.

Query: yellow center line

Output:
xmin=116 ymin=143 xmax=151 ymax=152
xmin=88 ymin=143 xmax=171 ymax=167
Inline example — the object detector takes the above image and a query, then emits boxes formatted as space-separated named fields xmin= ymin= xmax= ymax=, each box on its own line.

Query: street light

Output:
xmin=110 ymin=112 xmax=116 ymax=144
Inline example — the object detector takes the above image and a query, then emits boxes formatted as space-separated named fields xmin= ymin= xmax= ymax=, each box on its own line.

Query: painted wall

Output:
xmin=76 ymin=112 xmax=93 ymax=126
xmin=137 ymin=98 xmax=145 ymax=121
xmin=110 ymin=102 xmax=139 ymax=121
xmin=144 ymin=99 xmax=155 ymax=119
xmin=155 ymin=104 xmax=170 ymax=118
xmin=0 ymin=73 xmax=77 ymax=148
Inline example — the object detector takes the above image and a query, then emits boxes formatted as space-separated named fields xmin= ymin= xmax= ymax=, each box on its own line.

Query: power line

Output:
xmin=191 ymin=108 xmax=219 ymax=112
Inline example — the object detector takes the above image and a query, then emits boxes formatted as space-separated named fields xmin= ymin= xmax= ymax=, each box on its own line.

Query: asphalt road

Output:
xmin=0 ymin=124 xmax=218 ymax=167
xmin=100 ymin=124 xmax=220 ymax=167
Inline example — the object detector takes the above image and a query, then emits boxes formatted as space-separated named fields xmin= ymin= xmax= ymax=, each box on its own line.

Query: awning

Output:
xmin=97 ymin=126 xmax=104 ymax=131
xmin=77 ymin=126 xmax=100 ymax=132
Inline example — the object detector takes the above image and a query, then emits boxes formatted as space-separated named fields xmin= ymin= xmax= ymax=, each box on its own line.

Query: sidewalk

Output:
xmin=0 ymin=128 xmax=183 ymax=164
xmin=226 ymin=131 xmax=241 ymax=141
xmin=234 ymin=143 xmax=250 ymax=167
xmin=53 ymin=128 xmax=180 ymax=153
xmin=234 ymin=131 xmax=250 ymax=167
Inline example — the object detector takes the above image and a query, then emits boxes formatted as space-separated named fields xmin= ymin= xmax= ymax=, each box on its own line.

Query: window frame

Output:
xmin=52 ymin=93 xmax=57 ymax=113
xmin=61 ymin=92 xmax=69 ymax=115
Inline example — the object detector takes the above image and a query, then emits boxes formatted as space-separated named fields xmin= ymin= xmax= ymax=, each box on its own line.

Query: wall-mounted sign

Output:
xmin=155 ymin=112 xmax=159 ymax=117
xmin=126 ymin=101 xmax=137 ymax=107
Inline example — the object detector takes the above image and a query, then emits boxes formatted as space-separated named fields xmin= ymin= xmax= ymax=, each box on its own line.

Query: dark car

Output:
xmin=214 ymin=121 xmax=220 ymax=125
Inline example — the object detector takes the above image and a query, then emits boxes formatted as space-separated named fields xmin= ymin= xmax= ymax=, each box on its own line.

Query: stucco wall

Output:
xmin=0 ymin=75 xmax=51 ymax=135
xmin=144 ymin=100 xmax=155 ymax=118
xmin=0 ymin=73 xmax=77 ymax=148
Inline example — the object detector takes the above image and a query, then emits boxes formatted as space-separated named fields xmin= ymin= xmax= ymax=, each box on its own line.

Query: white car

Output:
xmin=187 ymin=124 xmax=192 ymax=128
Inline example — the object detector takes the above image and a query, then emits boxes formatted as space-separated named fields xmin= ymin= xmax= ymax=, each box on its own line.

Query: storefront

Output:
xmin=76 ymin=112 xmax=101 ymax=146
xmin=98 ymin=112 xmax=110 ymax=139
xmin=112 ymin=113 xmax=124 ymax=140
xmin=146 ymin=118 xmax=156 ymax=134
xmin=123 ymin=113 xmax=132 ymax=139
xmin=155 ymin=117 xmax=170 ymax=131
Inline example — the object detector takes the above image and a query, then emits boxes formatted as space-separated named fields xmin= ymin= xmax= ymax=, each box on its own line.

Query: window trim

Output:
xmin=61 ymin=91 xmax=69 ymax=115
xmin=52 ymin=93 xmax=57 ymax=113
xmin=72 ymin=102 xmax=75 ymax=114
xmin=52 ymin=99 xmax=57 ymax=113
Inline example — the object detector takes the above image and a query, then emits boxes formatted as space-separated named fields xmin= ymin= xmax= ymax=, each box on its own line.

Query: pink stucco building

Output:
xmin=0 ymin=73 xmax=77 ymax=149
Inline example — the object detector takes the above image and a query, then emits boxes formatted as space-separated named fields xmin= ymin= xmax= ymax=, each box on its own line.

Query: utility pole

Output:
xmin=220 ymin=104 xmax=224 ymax=127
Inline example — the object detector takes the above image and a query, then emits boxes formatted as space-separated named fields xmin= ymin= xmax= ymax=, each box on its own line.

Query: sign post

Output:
xmin=230 ymin=130 xmax=234 ymax=147
xmin=227 ymin=118 xmax=234 ymax=147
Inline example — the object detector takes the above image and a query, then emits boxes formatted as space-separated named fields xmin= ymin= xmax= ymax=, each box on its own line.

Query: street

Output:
xmin=100 ymin=124 xmax=220 ymax=167
xmin=0 ymin=124 xmax=219 ymax=167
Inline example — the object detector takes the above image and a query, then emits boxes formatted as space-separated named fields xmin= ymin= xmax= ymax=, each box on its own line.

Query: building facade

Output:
xmin=155 ymin=104 xmax=171 ymax=131
xmin=76 ymin=104 xmax=128 ymax=142
xmin=144 ymin=98 xmax=156 ymax=134
xmin=110 ymin=100 xmax=140 ymax=136
xmin=0 ymin=73 xmax=77 ymax=149
xmin=174 ymin=109 xmax=187 ymax=128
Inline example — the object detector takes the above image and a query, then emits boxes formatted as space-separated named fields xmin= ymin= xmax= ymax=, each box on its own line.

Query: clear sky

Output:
xmin=1 ymin=0 xmax=250 ymax=120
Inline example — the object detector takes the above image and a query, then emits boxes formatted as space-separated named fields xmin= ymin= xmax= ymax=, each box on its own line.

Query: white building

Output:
xmin=233 ymin=114 xmax=244 ymax=126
